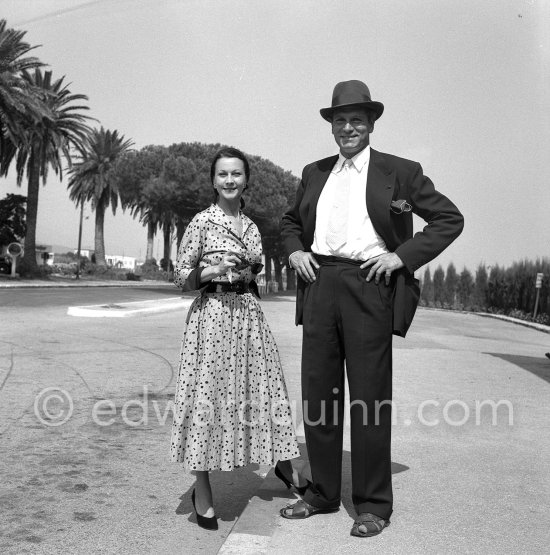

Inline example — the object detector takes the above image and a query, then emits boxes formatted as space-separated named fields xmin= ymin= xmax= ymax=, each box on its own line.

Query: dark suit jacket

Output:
xmin=281 ymin=148 xmax=464 ymax=337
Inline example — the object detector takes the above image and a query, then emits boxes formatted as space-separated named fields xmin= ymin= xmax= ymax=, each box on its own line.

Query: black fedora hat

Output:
xmin=320 ymin=80 xmax=384 ymax=122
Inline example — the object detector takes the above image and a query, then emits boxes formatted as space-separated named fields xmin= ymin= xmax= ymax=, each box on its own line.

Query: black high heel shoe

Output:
xmin=192 ymin=489 xmax=218 ymax=530
xmin=274 ymin=463 xmax=310 ymax=496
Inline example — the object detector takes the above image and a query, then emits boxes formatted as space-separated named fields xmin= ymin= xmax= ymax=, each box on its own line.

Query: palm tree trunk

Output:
xmin=21 ymin=152 xmax=40 ymax=274
xmin=145 ymin=221 xmax=155 ymax=262
xmin=94 ymin=203 xmax=107 ymax=266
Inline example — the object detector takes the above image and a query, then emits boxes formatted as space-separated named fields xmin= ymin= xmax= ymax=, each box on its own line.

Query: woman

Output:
xmin=170 ymin=147 xmax=306 ymax=530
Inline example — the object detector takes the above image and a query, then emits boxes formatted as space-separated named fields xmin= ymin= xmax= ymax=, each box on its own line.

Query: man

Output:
xmin=280 ymin=80 xmax=463 ymax=537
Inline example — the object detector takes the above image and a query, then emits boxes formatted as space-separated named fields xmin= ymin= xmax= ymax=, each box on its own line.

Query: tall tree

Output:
xmin=433 ymin=265 xmax=445 ymax=306
xmin=140 ymin=176 xmax=177 ymax=268
xmin=12 ymin=69 xmax=91 ymax=273
xmin=68 ymin=127 xmax=133 ymax=266
xmin=487 ymin=265 xmax=507 ymax=310
xmin=245 ymin=157 xmax=299 ymax=287
xmin=0 ymin=19 xmax=46 ymax=173
xmin=162 ymin=154 xmax=199 ymax=250
xmin=473 ymin=264 xmax=488 ymax=309
xmin=115 ymin=145 xmax=168 ymax=263
xmin=443 ymin=262 xmax=459 ymax=307
xmin=116 ymin=141 xmax=300 ymax=280
xmin=457 ymin=267 xmax=474 ymax=309
xmin=421 ymin=267 xmax=434 ymax=306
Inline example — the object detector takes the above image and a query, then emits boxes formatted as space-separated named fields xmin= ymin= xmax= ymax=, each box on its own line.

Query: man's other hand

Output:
xmin=360 ymin=253 xmax=404 ymax=285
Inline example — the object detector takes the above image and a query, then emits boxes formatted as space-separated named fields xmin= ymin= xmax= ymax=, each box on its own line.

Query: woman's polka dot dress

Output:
xmin=170 ymin=204 xmax=300 ymax=471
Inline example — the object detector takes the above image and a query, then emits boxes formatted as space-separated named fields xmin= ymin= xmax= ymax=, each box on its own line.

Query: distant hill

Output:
xmin=36 ymin=243 xmax=85 ymax=254
xmin=51 ymin=244 xmax=75 ymax=254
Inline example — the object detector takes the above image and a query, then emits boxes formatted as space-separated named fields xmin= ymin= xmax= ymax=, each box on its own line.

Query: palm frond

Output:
xmin=10 ymin=69 xmax=94 ymax=184
xmin=67 ymin=126 xmax=134 ymax=215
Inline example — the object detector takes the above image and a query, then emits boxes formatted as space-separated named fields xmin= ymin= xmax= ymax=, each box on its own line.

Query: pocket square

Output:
xmin=390 ymin=199 xmax=412 ymax=214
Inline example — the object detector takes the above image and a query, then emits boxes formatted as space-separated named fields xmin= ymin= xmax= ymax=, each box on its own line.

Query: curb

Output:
xmin=473 ymin=312 xmax=550 ymax=334
xmin=67 ymin=297 xmax=193 ymax=317
xmin=218 ymin=461 xmax=303 ymax=555
xmin=0 ymin=279 xmax=176 ymax=289
xmin=419 ymin=307 xmax=550 ymax=334
xmin=219 ymin=433 xmax=311 ymax=555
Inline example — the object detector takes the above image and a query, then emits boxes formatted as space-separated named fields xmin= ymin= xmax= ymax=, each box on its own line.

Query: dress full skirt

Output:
xmin=170 ymin=292 xmax=300 ymax=471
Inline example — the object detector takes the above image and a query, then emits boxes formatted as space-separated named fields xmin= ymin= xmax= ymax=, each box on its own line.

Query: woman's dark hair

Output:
xmin=210 ymin=147 xmax=250 ymax=208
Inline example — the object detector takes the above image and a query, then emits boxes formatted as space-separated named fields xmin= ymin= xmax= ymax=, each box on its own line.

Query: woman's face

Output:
xmin=213 ymin=157 xmax=247 ymax=205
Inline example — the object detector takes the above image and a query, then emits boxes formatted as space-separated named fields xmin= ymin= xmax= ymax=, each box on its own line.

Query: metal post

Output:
xmin=533 ymin=289 xmax=541 ymax=319
xmin=533 ymin=272 xmax=544 ymax=319
xmin=76 ymin=198 xmax=84 ymax=280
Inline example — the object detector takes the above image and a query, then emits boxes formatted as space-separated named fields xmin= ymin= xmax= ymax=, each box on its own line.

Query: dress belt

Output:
xmin=204 ymin=281 xmax=250 ymax=294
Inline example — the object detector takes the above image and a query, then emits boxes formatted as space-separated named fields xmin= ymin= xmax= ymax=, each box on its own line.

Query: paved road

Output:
xmin=1 ymin=292 xmax=549 ymax=554
xmin=0 ymin=283 xmax=184 ymax=309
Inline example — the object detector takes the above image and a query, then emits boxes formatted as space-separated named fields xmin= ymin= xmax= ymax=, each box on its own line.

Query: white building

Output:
xmin=36 ymin=245 xmax=54 ymax=266
xmin=105 ymin=255 xmax=137 ymax=270
xmin=73 ymin=250 xmax=137 ymax=270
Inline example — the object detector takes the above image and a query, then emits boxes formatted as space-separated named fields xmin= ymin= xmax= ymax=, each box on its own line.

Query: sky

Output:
xmin=1 ymin=0 xmax=548 ymax=274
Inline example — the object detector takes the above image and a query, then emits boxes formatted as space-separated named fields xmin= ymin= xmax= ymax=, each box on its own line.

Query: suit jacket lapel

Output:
xmin=366 ymin=149 xmax=398 ymax=250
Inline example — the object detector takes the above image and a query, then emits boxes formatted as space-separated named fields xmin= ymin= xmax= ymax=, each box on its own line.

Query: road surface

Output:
xmin=0 ymin=289 xmax=548 ymax=554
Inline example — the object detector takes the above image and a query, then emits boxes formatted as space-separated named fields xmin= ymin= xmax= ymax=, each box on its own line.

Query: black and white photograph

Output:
xmin=1 ymin=1 xmax=548 ymax=553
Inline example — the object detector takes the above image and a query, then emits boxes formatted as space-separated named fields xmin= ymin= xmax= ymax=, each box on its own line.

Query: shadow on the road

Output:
xmin=486 ymin=352 xmax=550 ymax=384
xmin=253 ymin=442 xmax=409 ymax=519
xmin=175 ymin=464 xmax=265 ymax=523
xmin=340 ymin=452 xmax=409 ymax=518
xmin=173 ymin=448 xmax=410 ymax=526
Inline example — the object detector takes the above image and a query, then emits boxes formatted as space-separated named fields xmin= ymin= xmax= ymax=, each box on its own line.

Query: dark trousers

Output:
xmin=301 ymin=257 xmax=394 ymax=519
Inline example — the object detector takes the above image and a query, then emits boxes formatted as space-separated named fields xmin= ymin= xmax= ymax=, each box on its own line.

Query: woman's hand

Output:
xmin=217 ymin=252 xmax=241 ymax=276
xmin=216 ymin=253 xmax=242 ymax=276
xmin=200 ymin=253 xmax=243 ymax=284
xmin=217 ymin=252 xmax=244 ymax=284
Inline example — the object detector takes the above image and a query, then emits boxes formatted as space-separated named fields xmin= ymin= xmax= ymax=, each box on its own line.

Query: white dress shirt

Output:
xmin=312 ymin=146 xmax=389 ymax=261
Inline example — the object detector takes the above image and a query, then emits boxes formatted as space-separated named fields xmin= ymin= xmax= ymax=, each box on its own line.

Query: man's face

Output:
xmin=331 ymin=108 xmax=374 ymax=158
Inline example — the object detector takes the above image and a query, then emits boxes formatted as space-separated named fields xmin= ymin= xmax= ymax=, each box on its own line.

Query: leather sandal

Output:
xmin=280 ymin=499 xmax=339 ymax=519
xmin=350 ymin=512 xmax=390 ymax=537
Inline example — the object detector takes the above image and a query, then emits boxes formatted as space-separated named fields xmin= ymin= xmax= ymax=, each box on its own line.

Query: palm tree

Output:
xmin=0 ymin=18 xmax=47 ymax=175
xmin=11 ymin=69 xmax=91 ymax=273
xmin=68 ymin=127 xmax=133 ymax=266
xmin=128 ymin=192 xmax=162 ymax=263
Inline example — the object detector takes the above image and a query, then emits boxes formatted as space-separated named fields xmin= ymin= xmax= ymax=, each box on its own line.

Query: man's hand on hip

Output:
xmin=360 ymin=253 xmax=404 ymax=285
xmin=289 ymin=251 xmax=320 ymax=283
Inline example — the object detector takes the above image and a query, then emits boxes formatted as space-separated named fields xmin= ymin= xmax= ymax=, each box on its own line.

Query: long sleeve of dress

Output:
xmin=174 ymin=215 xmax=205 ymax=292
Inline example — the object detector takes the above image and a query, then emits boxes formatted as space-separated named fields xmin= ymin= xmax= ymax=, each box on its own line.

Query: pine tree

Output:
xmin=433 ymin=265 xmax=445 ymax=307
xmin=421 ymin=267 xmax=434 ymax=306
xmin=474 ymin=264 xmax=488 ymax=309
xmin=444 ymin=263 xmax=459 ymax=308
xmin=457 ymin=267 xmax=474 ymax=309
